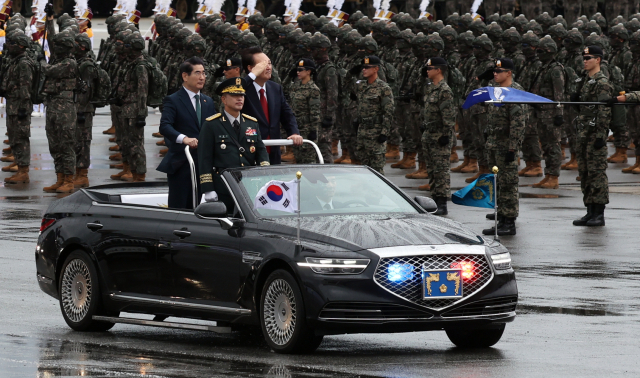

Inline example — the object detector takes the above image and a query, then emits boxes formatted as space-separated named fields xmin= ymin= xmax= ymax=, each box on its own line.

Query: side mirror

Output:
xmin=414 ymin=196 xmax=438 ymax=213
xmin=195 ymin=201 xmax=228 ymax=218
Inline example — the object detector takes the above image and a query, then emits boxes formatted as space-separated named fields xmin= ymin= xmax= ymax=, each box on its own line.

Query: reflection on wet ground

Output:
xmin=517 ymin=304 xmax=622 ymax=317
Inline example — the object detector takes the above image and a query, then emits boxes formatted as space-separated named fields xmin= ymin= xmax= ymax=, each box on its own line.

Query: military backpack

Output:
xmin=137 ymin=56 xmax=168 ymax=108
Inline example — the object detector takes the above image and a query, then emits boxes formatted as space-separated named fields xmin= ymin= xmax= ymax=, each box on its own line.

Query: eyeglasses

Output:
xmin=425 ymin=66 xmax=438 ymax=71
xmin=494 ymin=68 xmax=510 ymax=73
xmin=191 ymin=71 xmax=206 ymax=77
xmin=583 ymin=55 xmax=596 ymax=61
xmin=362 ymin=65 xmax=377 ymax=69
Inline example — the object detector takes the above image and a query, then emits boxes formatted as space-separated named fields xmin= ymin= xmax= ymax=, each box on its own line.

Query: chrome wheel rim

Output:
xmin=61 ymin=259 xmax=92 ymax=323
xmin=263 ymin=279 xmax=296 ymax=346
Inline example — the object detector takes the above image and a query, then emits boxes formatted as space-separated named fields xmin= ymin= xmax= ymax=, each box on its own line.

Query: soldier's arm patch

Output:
xmin=206 ymin=113 xmax=222 ymax=121
xmin=200 ymin=173 xmax=213 ymax=184
xmin=242 ymin=113 xmax=257 ymax=122
xmin=260 ymin=161 xmax=270 ymax=166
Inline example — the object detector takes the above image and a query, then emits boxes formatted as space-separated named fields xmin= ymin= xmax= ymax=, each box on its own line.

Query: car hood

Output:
xmin=261 ymin=213 xmax=483 ymax=250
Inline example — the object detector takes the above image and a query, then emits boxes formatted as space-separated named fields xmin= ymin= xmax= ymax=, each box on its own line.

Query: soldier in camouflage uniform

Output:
xmin=452 ymin=30 xmax=477 ymax=173
xmin=310 ymin=33 xmax=338 ymax=164
xmin=562 ymin=28 xmax=586 ymax=170
xmin=486 ymin=22 xmax=504 ymax=58
xmin=1 ymin=33 xmax=33 ymax=184
xmin=503 ymin=27 xmax=526 ymax=73
xmin=388 ymin=28 xmax=415 ymax=164
xmin=549 ymin=23 xmax=569 ymax=64
xmin=572 ymin=46 xmax=613 ymax=227
xmin=616 ymin=30 xmax=640 ymax=174
xmin=607 ymin=24 xmax=634 ymax=163
xmin=481 ymin=59 xmax=526 ymax=236
xmin=420 ymin=58 xmax=456 ymax=216
xmin=164 ymin=27 xmax=192 ymax=95
xmin=288 ymin=59 xmax=321 ymax=164
xmin=354 ymin=56 xmax=394 ymax=174
xmin=334 ymin=30 xmax=362 ymax=164
xmin=530 ymin=36 xmax=566 ymax=189
xmin=42 ymin=21 xmax=78 ymax=194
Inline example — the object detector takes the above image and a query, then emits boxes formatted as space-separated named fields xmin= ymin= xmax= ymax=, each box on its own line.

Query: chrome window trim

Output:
xmin=110 ymin=293 xmax=251 ymax=315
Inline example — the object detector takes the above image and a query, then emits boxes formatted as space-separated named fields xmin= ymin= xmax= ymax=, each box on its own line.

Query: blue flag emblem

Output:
xmin=451 ymin=174 xmax=496 ymax=209
xmin=462 ymin=86 xmax=554 ymax=109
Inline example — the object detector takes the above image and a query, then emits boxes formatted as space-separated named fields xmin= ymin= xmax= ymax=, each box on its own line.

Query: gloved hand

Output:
xmin=307 ymin=130 xmax=317 ymax=141
xmin=136 ymin=116 xmax=146 ymax=127
xmin=478 ymin=69 xmax=495 ymax=81
xmin=605 ymin=97 xmax=619 ymax=106
xmin=349 ymin=64 xmax=362 ymax=75
xmin=505 ymin=150 xmax=516 ymax=163
xmin=109 ymin=97 xmax=123 ymax=106
xmin=553 ymin=115 xmax=563 ymax=126
xmin=437 ymin=135 xmax=449 ymax=147
xmin=321 ymin=117 xmax=333 ymax=129
xmin=570 ymin=93 xmax=580 ymax=102
xmin=204 ymin=191 xmax=218 ymax=202
xmin=594 ymin=138 xmax=606 ymax=150
xmin=349 ymin=92 xmax=357 ymax=101
xmin=77 ymin=113 xmax=86 ymax=124
xmin=377 ymin=134 xmax=388 ymax=144
xmin=352 ymin=120 xmax=359 ymax=129
xmin=17 ymin=108 xmax=28 ymax=120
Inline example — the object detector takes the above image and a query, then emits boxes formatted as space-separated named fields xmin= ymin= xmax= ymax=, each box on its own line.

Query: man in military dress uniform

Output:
xmin=199 ymin=78 xmax=270 ymax=213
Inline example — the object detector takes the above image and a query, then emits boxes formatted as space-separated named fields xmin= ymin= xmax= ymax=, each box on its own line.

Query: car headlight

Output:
xmin=297 ymin=257 xmax=370 ymax=274
xmin=490 ymin=252 xmax=512 ymax=270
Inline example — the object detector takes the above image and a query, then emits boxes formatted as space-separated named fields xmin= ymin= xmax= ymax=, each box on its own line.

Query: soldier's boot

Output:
xmin=2 ymin=147 xmax=11 ymax=154
xmin=496 ymin=217 xmax=517 ymax=236
xmin=585 ymin=204 xmax=605 ymax=226
xmin=395 ymin=152 xmax=417 ymax=169
xmin=4 ymin=166 xmax=29 ymax=184
xmin=132 ymin=173 xmax=146 ymax=182
xmin=465 ymin=165 xmax=489 ymax=183
xmin=532 ymin=175 xmax=550 ymax=188
xmin=451 ymin=156 xmax=470 ymax=172
xmin=109 ymin=153 xmax=122 ymax=161
xmin=633 ymin=165 xmax=640 ymax=174
xmin=460 ymin=158 xmax=479 ymax=173
xmin=622 ymin=157 xmax=640 ymax=173
xmin=2 ymin=162 xmax=17 ymax=172
xmin=518 ymin=161 xmax=532 ymax=176
xmin=390 ymin=153 xmax=408 ymax=168
xmin=43 ymin=173 xmax=64 ymax=193
xmin=8 ymin=164 xmax=18 ymax=172
xmin=156 ymin=140 xmax=166 ymax=146
xmin=450 ymin=146 xmax=459 ymax=163
xmin=539 ymin=174 xmax=559 ymax=189
xmin=607 ymin=135 xmax=614 ymax=142
xmin=3 ymin=139 xmax=9 ymax=145
xmin=332 ymin=140 xmax=339 ymax=156
xmin=73 ymin=168 xmax=90 ymax=188
xmin=523 ymin=161 xmax=543 ymax=177
xmin=418 ymin=183 xmax=431 ymax=191
xmin=110 ymin=163 xmax=124 ymax=169
xmin=573 ymin=204 xmax=593 ymax=226
xmin=629 ymin=142 xmax=635 ymax=149
xmin=0 ymin=154 xmax=14 ymax=163
xmin=335 ymin=150 xmax=350 ymax=164
xmin=385 ymin=144 xmax=400 ymax=159
xmin=561 ymin=144 xmax=566 ymax=160
xmin=56 ymin=175 xmax=75 ymax=193
xmin=576 ymin=175 xmax=581 ymax=181
xmin=281 ymin=148 xmax=294 ymax=162
xmin=152 ymin=132 xmax=163 ymax=138
xmin=607 ymin=147 xmax=628 ymax=163
xmin=433 ymin=196 xmax=448 ymax=216
xmin=110 ymin=163 xmax=131 ymax=180
xmin=109 ymin=144 xmax=120 ymax=152
xmin=405 ymin=161 xmax=428 ymax=179
xmin=160 ymin=148 xmax=168 ymax=155
xmin=103 ymin=125 xmax=116 ymax=134
xmin=482 ymin=215 xmax=505 ymax=235
xmin=108 ymin=137 xmax=116 ymax=143
xmin=561 ymin=153 xmax=578 ymax=170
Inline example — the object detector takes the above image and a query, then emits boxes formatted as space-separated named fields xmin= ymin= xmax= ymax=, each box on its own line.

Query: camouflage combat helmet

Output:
xmin=445 ymin=12 xmax=460 ymax=28
xmin=309 ymin=32 xmax=331 ymax=49
xmin=355 ymin=16 xmax=372 ymax=36
xmin=338 ymin=24 xmax=353 ymax=39
xmin=486 ymin=13 xmax=500 ymax=25
xmin=185 ymin=34 xmax=207 ymax=53
xmin=584 ymin=32 xmax=604 ymax=50
xmin=371 ymin=19 xmax=387 ymax=40
xmin=609 ymin=24 xmax=629 ymax=40
xmin=228 ymin=27 xmax=243 ymax=43
xmin=5 ymin=23 xmax=22 ymax=34
xmin=459 ymin=13 xmax=473 ymax=32
xmin=53 ymin=31 xmax=76 ymax=49
xmin=629 ymin=30 xmax=640 ymax=51
xmin=522 ymin=30 xmax=541 ymax=46
xmin=590 ymin=12 xmax=607 ymax=30
xmin=535 ymin=12 xmax=554 ymax=33
xmin=57 ymin=13 xmax=72 ymax=27
xmin=397 ymin=14 xmax=415 ymax=31
xmin=314 ymin=15 xmax=329 ymax=30
xmin=487 ymin=22 xmax=503 ymax=43
xmin=349 ymin=11 xmax=364 ymax=26
xmin=126 ymin=32 xmax=146 ymax=51
xmin=548 ymin=23 xmax=568 ymax=44
xmin=320 ymin=22 xmax=339 ymax=38
xmin=287 ymin=28 xmax=304 ymax=45
xmin=396 ymin=28 xmax=414 ymax=49
xmin=358 ymin=34 xmax=378 ymax=53
xmin=75 ymin=33 xmax=92 ymax=51
xmin=469 ymin=18 xmax=487 ymax=37
xmin=473 ymin=33 xmax=494 ymax=52
xmin=610 ymin=15 xmax=625 ymax=28
xmin=513 ymin=14 xmax=529 ymax=34
xmin=238 ymin=32 xmax=260 ymax=49
xmin=10 ymin=33 xmax=31 ymax=48
xmin=390 ymin=12 xmax=403 ymax=24
xmin=411 ymin=31 xmax=429 ymax=47
xmin=499 ymin=13 xmax=515 ymax=30
xmin=177 ymin=27 xmax=193 ymax=41
xmin=415 ymin=17 xmax=431 ymax=34
xmin=570 ymin=19 xmax=584 ymax=31
xmin=115 ymin=29 xmax=132 ymax=42
xmin=248 ymin=13 xmax=265 ymax=27
xmin=428 ymin=20 xmax=444 ymax=34
xmin=503 ymin=27 xmax=521 ymax=45
xmin=344 ymin=30 xmax=362 ymax=46
xmin=552 ymin=14 xmax=568 ymax=30
xmin=457 ymin=30 xmax=475 ymax=51
xmin=626 ymin=18 xmax=640 ymax=34
xmin=439 ymin=25 xmax=458 ymax=47
xmin=63 ymin=25 xmax=80 ymax=35
xmin=425 ymin=32 xmax=445 ymax=51
xmin=385 ymin=22 xmax=401 ymax=39
xmin=583 ymin=20 xmax=601 ymax=37
xmin=538 ymin=35 xmax=558 ymax=53
xmin=527 ymin=20 xmax=543 ymax=36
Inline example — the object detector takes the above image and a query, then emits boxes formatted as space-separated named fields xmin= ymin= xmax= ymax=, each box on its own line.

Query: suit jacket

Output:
xmin=241 ymin=76 xmax=300 ymax=163
xmin=157 ymin=87 xmax=216 ymax=174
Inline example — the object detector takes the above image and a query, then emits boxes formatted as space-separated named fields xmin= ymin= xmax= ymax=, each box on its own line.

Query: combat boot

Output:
xmin=335 ymin=150 xmax=349 ymax=163
xmin=532 ymin=175 xmax=549 ymax=188
xmin=73 ymin=168 xmax=90 ymax=188
xmin=405 ymin=162 xmax=428 ymax=179
xmin=103 ymin=125 xmax=116 ymax=134
xmin=622 ymin=157 xmax=640 ymax=173
xmin=110 ymin=163 xmax=124 ymax=169
xmin=496 ymin=217 xmax=517 ymax=235
xmin=523 ymin=161 xmax=543 ymax=177
xmin=281 ymin=148 xmax=294 ymax=162
xmin=110 ymin=163 xmax=131 ymax=180
xmin=433 ymin=197 xmax=448 ymax=216
xmin=465 ymin=165 xmax=489 ymax=183
xmin=56 ymin=175 xmax=75 ymax=193
xmin=132 ymin=173 xmax=146 ymax=182
xmin=109 ymin=144 xmax=120 ymax=151
xmin=156 ymin=139 xmax=165 ymax=146
xmin=586 ymin=204 xmax=605 ymax=226
xmin=152 ymin=132 xmax=163 ymax=138
xmin=43 ymin=173 xmax=64 ymax=193
xmin=4 ymin=166 xmax=29 ymax=184
xmin=108 ymin=137 xmax=116 ymax=143
xmin=451 ymin=156 xmax=470 ymax=172
xmin=109 ymin=153 xmax=122 ymax=161
xmin=572 ymin=204 xmax=593 ymax=226
xmin=393 ymin=152 xmax=417 ymax=169
xmin=561 ymin=144 xmax=566 ymax=160
xmin=332 ymin=140 xmax=339 ymax=156
xmin=418 ymin=183 xmax=431 ymax=191
xmin=460 ymin=158 xmax=479 ymax=173
xmin=160 ymin=148 xmax=168 ymax=155
xmin=538 ymin=174 xmax=559 ymax=189
xmin=391 ymin=153 xmax=409 ymax=168
xmin=2 ymin=146 xmax=11 ymax=154
xmin=0 ymin=154 xmax=14 ymax=163
xmin=2 ymin=162 xmax=17 ymax=172
xmin=482 ymin=215 xmax=505 ymax=235
xmin=385 ymin=144 xmax=400 ymax=159
xmin=607 ymin=135 xmax=614 ymax=142
xmin=561 ymin=153 xmax=578 ymax=170
xmin=450 ymin=145 xmax=459 ymax=163
xmin=518 ymin=161 xmax=532 ymax=176
xmin=607 ymin=147 xmax=628 ymax=163
xmin=3 ymin=139 xmax=8 ymax=145
xmin=634 ymin=165 xmax=640 ymax=174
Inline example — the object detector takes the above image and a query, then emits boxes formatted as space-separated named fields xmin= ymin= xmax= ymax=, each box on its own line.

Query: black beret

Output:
xmin=495 ymin=58 xmax=515 ymax=70
xmin=583 ymin=45 xmax=603 ymax=56
xmin=295 ymin=58 xmax=316 ymax=70
xmin=362 ymin=55 xmax=381 ymax=66
xmin=426 ymin=57 xmax=448 ymax=66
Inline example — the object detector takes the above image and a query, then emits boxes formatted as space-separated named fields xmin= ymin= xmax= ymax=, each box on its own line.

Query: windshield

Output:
xmin=233 ymin=166 xmax=419 ymax=218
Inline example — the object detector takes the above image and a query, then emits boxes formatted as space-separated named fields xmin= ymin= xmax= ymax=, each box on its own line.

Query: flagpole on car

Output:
xmin=296 ymin=171 xmax=302 ymax=246
xmin=492 ymin=166 xmax=499 ymax=242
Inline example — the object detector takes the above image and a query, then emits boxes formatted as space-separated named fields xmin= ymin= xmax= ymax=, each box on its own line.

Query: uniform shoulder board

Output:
xmin=243 ymin=113 xmax=258 ymax=122
xmin=206 ymin=113 xmax=222 ymax=121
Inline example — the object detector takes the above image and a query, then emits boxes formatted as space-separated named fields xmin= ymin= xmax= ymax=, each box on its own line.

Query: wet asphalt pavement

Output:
xmin=1 ymin=20 xmax=640 ymax=378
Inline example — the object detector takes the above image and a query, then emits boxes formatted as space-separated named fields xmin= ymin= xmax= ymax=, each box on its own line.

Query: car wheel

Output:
xmin=260 ymin=269 xmax=323 ymax=354
xmin=59 ymin=251 xmax=115 ymax=332
xmin=445 ymin=324 xmax=506 ymax=348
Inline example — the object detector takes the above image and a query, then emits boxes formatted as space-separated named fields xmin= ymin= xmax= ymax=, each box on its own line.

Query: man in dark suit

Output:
xmin=302 ymin=178 xmax=343 ymax=212
xmin=157 ymin=57 xmax=216 ymax=209
xmin=241 ymin=47 xmax=303 ymax=164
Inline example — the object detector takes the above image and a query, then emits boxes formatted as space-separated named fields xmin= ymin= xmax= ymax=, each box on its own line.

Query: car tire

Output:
xmin=59 ymin=251 xmax=115 ymax=332
xmin=260 ymin=269 xmax=323 ymax=354
xmin=445 ymin=324 xmax=506 ymax=348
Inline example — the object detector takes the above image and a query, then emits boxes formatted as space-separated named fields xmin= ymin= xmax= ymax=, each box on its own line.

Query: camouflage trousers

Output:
xmin=486 ymin=148 xmax=520 ymax=218
xmin=563 ymin=0 xmax=599 ymax=24
xmin=611 ymin=106 xmax=629 ymax=148
xmin=404 ymin=101 xmax=423 ymax=156
xmin=111 ymin=105 xmax=126 ymax=163
xmin=356 ymin=126 xmax=386 ymax=174
xmin=294 ymin=123 xmax=320 ymax=164
xmin=421 ymin=130 xmax=453 ymax=198
xmin=520 ymin=0 xmax=542 ymax=19
xmin=6 ymin=114 xmax=31 ymax=167
xmin=46 ymin=109 xmax=77 ymax=175
xmin=119 ymin=115 xmax=147 ymax=174
xmin=522 ymin=117 xmax=542 ymax=163
xmin=469 ymin=112 xmax=488 ymax=166
xmin=75 ymin=112 xmax=94 ymax=169
xmin=564 ymin=107 xmax=578 ymax=154
xmin=577 ymin=132 xmax=609 ymax=205
xmin=342 ymin=102 xmax=358 ymax=157
xmin=627 ymin=105 xmax=640 ymax=157
xmin=334 ymin=107 xmax=344 ymax=146
xmin=458 ymin=108 xmax=473 ymax=158
xmin=537 ymin=118 xmax=562 ymax=176
xmin=318 ymin=125 xmax=334 ymax=164
xmin=389 ymin=102 xmax=408 ymax=147
xmin=605 ymin=0 xmax=629 ymax=25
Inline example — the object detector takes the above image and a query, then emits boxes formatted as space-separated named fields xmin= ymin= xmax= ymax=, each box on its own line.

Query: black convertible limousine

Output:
xmin=35 ymin=164 xmax=517 ymax=353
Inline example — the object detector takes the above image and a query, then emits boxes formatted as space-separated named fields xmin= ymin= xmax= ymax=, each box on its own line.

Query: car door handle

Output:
xmin=86 ymin=222 xmax=103 ymax=231
xmin=173 ymin=230 xmax=191 ymax=238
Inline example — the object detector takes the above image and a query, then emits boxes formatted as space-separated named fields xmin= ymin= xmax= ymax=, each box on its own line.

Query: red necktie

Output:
xmin=259 ymin=88 xmax=271 ymax=153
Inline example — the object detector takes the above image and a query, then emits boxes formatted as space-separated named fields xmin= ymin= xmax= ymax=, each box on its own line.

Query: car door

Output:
xmin=89 ymin=203 xmax=178 ymax=296
xmin=161 ymin=212 xmax=242 ymax=306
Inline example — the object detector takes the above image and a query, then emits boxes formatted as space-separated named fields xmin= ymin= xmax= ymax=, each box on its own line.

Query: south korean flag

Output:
xmin=254 ymin=180 xmax=299 ymax=213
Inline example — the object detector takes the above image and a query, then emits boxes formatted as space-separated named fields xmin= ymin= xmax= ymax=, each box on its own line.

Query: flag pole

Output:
xmin=492 ymin=166 xmax=499 ymax=242
xmin=296 ymin=171 xmax=302 ymax=246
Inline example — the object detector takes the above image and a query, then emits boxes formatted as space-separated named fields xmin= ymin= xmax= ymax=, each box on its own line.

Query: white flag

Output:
xmin=254 ymin=180 xmax=298 ymax=213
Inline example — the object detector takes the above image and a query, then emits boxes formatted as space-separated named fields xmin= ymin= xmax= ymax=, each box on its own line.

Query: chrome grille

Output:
xmin=373 ymin=254 xmax=493 ymax=310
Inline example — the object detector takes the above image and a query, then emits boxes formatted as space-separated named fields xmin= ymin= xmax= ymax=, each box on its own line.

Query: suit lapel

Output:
xmin=245 ymin=77 xmax=269 ymax=126
xmin=178 ymin=87 xmax=199 ymax=127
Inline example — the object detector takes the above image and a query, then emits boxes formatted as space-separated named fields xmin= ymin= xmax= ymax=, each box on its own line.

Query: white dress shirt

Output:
xmin=224 ymin=110 xmax=240 ymax=127
xmin=177 ymin=86 xmax=201 ymax=144
xmin=248 ymin=72 xmax=268 ymax=102
xmin=203 ymin=110 xmax=242 ymax=203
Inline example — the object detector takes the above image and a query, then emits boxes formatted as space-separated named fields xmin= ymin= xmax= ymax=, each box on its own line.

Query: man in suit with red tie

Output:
xmin=241 ymin=47 xmax=303 ymax=164
xmin=157 ymin=57 xmax=216 ymax=209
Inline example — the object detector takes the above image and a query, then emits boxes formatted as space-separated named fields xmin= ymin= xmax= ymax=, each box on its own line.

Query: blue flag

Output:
xmin=462 ymin=86 xmax=554 ymax=109
xmin=451 ymin=174 xmax=496 ymax=209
